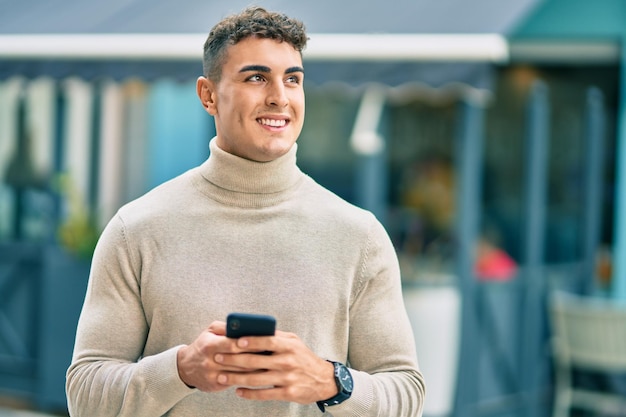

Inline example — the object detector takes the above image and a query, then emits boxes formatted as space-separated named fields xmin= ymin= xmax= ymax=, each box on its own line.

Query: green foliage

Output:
xmin=54 ymin=173 xmax=100 ymax=260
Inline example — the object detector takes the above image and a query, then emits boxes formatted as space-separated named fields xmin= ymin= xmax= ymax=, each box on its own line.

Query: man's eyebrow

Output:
xmin=238 ymin=65 xmax=304 ymax=75
xmin=286 ymin=66 xmax=305 ymax=75
xmin=239 ymin=65 xmax=271 ymax=73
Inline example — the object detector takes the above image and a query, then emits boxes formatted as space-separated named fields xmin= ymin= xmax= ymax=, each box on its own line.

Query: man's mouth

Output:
xmin=258 ymin=118 xmax=287 ymax=127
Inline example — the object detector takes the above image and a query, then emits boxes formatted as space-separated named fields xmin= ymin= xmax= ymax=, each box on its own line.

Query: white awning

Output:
xmin=0 ymin=33 xmax=509 ymax=62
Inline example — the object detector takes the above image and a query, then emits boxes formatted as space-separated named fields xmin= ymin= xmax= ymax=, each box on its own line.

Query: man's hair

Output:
xmin=203 ymin=6 xmax=308 ymax=81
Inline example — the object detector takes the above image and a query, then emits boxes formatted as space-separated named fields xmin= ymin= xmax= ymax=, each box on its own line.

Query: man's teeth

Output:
xmin=259 ymin=118 xmax=286 ymax=127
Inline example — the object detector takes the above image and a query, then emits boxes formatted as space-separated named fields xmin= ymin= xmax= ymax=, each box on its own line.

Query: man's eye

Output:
xmin=286 ymin=75 xmax=301 ymax=84
xmin=248 ymin=74 xmax=265 ymax=82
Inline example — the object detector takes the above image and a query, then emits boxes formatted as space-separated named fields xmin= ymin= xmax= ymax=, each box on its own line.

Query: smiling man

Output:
xmin=66 ymin=6 xmax=425 ymax=417
xmin=198 ymin=37 xmax=305 ymax=162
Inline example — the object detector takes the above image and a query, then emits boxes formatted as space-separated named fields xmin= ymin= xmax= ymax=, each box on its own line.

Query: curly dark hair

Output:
xmin=202 ymin=6 xmax=308 ymax=81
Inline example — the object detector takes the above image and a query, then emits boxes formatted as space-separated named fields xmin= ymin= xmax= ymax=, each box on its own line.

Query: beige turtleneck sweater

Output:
xmin=66 ymin=139 xmax=425 ymax=416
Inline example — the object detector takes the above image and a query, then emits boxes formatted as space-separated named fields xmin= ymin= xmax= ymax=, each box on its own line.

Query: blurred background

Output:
xmin=1 ymin=0 xmax=625 ymax=416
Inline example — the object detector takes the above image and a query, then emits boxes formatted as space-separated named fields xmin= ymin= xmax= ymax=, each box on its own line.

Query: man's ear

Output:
xmin=197 ymin=76 xmax=218 ymax=115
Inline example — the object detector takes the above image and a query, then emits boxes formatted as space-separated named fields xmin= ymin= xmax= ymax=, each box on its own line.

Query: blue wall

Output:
xmin=147 ymin=80 xmax=214 ymax=189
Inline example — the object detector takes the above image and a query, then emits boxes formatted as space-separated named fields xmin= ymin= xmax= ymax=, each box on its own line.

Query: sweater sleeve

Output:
xmin=66 ymin=214 xmax=195 ymax=417
xmin=326 ymin=217 xmax=426 ymax=417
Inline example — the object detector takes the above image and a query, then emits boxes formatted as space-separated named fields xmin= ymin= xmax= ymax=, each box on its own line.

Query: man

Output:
xmin=66 ymin=6 xmax=425 ymax=417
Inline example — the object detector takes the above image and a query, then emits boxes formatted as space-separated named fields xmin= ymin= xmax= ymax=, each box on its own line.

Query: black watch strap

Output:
xmin=316 ymin=361 xmax=353 ymax=412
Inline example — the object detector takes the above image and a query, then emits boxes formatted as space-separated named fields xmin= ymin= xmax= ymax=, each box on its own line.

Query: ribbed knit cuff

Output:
xmin=140 ymin=345 xmax=196 ymax=405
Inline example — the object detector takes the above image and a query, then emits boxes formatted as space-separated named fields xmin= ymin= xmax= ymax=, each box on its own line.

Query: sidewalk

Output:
xmin=0 ymin=408 xmax=63 ymax=417
xmin=0 ymin=398 xmax=66 ymax=417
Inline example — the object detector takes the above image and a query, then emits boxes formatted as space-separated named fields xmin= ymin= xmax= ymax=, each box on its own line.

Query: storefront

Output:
xmin=2 ymin=0 xmax=625 ymax=416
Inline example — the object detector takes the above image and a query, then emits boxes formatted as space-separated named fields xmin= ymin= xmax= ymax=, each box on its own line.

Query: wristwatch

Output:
xmin=316 ymin=361 xmax=353 ymax=412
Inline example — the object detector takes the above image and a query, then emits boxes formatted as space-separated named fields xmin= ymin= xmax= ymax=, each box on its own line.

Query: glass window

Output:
xmin=298 ymin=86 xmax=360 ymax=203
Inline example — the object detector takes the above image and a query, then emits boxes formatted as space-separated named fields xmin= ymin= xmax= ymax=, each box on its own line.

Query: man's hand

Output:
xmin=176 ymin=322 xmax=338 ymax=404
xmin=176 ymin=321 xmax=243 ymax=392
xmin=218 ymin=329 xmax=338 ymax=404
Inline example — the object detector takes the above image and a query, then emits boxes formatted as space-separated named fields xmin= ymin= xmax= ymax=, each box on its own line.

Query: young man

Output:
xmin=66 ymin=6 xmax=425 ymax=417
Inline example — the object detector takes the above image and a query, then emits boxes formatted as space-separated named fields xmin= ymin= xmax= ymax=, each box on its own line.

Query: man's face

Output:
xmin=198 ymin=37 xmax=305 ymax=162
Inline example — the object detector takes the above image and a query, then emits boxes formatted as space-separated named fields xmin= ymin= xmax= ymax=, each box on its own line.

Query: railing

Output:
xmin=0 ymin=242 xmax=88 ymax=413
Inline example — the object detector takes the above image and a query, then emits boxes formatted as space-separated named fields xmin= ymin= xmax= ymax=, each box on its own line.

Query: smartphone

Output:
xmin=226 ymin=312 xmax=276 ymax=338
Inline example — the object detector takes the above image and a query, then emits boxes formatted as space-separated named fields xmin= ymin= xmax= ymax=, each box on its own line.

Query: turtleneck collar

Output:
xmin=196 ymin=137 xmax=304 ymax=207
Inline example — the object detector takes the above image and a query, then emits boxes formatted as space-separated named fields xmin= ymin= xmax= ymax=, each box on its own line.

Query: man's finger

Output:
xmin=208 ymin=321 xmax=227 ymax=335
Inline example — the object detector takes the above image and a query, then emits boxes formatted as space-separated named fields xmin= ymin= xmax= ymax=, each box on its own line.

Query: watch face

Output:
xmin=337 ymin=365 xmax=354 ymax=392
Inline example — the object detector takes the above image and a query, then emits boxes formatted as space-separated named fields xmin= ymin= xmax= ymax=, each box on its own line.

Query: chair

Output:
xmin=550 ymin=291 xmax=626 ymax=417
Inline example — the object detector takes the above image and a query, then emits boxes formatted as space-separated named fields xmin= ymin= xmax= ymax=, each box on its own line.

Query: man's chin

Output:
xmin=255 ymin=137 xmax=296 ymax=160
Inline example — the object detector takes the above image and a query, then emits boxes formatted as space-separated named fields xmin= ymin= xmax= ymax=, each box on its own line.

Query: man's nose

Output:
xmin=266 ymin=82 xmax=289 ymax=107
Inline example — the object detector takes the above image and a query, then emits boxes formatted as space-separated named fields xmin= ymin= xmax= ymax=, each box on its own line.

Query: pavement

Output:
xmin=0 ymin=408 xmax=62 ymax=417
xmin=0 ymin=402 xmax=66 ymax=417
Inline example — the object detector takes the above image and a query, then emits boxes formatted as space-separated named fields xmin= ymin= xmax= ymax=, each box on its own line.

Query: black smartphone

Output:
xmin=226 ymin=312 xmax=276 ymax=338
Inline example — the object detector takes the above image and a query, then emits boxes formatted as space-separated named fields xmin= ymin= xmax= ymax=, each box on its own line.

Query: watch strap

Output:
xmin=316 ymin=361 xmax=353 ymax=412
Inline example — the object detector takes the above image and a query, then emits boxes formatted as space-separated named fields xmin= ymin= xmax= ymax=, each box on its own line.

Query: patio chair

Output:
xmin=550 ymin=291 xmax=626 ymax=417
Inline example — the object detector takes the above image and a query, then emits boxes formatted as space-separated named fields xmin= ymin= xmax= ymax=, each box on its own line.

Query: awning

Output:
xmin=0 ymin=33 xmax=505 ymax=94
